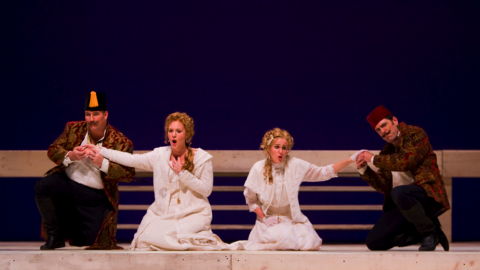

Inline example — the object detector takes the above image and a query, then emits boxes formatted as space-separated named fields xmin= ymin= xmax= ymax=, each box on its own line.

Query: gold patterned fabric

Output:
xmin=361 ymin=122 xmax=450 ymax=215
xmin=45 ymin=121 xmax=135 ymax=249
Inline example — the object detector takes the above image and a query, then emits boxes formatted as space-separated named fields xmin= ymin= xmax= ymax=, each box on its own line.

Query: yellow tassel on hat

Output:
xmin=89 ymin=91 xmax=99 ymax=108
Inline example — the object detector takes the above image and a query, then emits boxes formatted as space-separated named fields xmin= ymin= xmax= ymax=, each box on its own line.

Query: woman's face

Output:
xmin=167 ymin=120 xmax=187 ymax=151
xmin=268 ymin=137 xmax=289 ymax=163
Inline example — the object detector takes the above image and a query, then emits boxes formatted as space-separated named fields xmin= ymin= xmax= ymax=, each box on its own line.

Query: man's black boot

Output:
xmin=437 ymin=228 xmax=449 ymax=251
xmin=35 ymin=196 xmax=65 ymax=250
xmin=40 ymin=236 xmax=65 ymax=250
xmin=419 ymin=232 xmax=439 ymax=251
xmin=399 ymin=203 xmax=439 ymax=251
xmin=394 ymin=232 xmax=420 ymax=247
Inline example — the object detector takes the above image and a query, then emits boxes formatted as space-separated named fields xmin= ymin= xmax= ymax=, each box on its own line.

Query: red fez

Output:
xmin=366 ymin=105 xmax=393 ymax=129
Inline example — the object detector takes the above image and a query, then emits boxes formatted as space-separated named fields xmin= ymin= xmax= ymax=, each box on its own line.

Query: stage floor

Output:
xmin=1 ymin=242 xmax=480 ymax=270
xmin=1 ymin=241 xmax=480 ymax=251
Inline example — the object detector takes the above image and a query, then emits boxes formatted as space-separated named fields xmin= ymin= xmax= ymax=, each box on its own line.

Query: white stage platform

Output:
xmin=1 ymin=242 xmax=479 ymax=270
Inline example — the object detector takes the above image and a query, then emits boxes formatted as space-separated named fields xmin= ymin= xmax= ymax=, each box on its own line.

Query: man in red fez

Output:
xmin=355 ymin=105 xmax=450 ymax=251
xmin=34 ymin=91 xmax=135 ymax=250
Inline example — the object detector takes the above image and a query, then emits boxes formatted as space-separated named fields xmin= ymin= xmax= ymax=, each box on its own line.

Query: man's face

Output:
xmin=374 ymin=117 xmax=399 ymax=143
xmin=85 ymin=110 xmax=108 ymax=134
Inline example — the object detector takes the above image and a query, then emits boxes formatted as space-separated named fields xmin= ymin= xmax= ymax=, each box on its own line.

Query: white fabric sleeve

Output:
xmin=178 ymin=159 xmax=213 ymax=198
xmin=62 ymin=151 xmax=73 ymax=167
xmin=99 ymin=158 xmax=110 ymax=173
xmin=367 ymin=155 xmax=380 ymax=173
xmin=243 ymin=187 xmax=260 ymax=212
xmin=304 ymin=163 xmax=338 ymax=182
xmin=100 ymin=147 xmax=154 ymax=171
xmin=356 ymin=165 xmax=367 ymax=175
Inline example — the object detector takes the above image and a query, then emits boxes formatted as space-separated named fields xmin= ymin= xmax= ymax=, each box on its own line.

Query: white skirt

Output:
xmin=130 ymin=208 xmax=229 ymax=251
xmin=241 ymin=216 xmax=322 ymax=251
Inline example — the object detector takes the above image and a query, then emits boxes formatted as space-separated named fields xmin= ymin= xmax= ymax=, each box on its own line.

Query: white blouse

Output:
xmin=244 ymin=157 xmax=337 ymax=223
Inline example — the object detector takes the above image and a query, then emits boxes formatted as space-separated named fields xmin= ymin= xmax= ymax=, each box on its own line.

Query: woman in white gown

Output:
xmin=86 ymin=112 xmax=227 ymax=251
xmin=241 ymin=128 xmax=362 ymax=250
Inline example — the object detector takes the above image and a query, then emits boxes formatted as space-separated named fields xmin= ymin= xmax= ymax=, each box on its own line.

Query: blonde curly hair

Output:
xmin=260 ymin=128 xmax=294 ymax=184
xmin=164 ymin=112 xmax=195 ymax=173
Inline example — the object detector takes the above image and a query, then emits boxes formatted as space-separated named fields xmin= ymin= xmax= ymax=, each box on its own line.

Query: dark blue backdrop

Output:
xmin=3 ymin=0 xmax=480 ymax=243
xmin=6 ymin=0 xmax=480 ymax=151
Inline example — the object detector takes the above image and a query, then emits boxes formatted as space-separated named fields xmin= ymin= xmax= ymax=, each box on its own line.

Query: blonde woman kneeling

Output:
xmin=241 ymin=128 xmax=362 ymax=250
xmin=86 ymin=112 xmax=227 ymax=251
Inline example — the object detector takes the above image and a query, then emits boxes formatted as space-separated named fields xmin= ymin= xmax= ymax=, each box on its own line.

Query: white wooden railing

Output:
xmin=2 ymin=150 xmax=480 ymax=241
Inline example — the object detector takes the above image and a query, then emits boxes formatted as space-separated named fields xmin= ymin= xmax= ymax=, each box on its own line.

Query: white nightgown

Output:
xmin=240 ymin=157 xmax=337 ymax=250
xmin=101 ymin=146 xmax=228 ymax=251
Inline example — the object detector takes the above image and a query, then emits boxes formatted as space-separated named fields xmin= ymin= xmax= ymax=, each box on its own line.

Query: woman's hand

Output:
xmin=83 ymin=144 xmax=100 ymax=155
xmin=68 ymin=146 xmax=88 ymax=161
xmin=263 ymin=216 xmax=280 ymax=227
xmin=83 ymin=144 xmax=104 ymax=168
xmin=169 ymin=154 xmax=185 ymax=174
xmin=350 ymin=149 xmax=368 ymax=162
xmin=356 ymin=151 xmax=374 ymax=169
xmin=255 ymin=207 xmax=278 ymax=226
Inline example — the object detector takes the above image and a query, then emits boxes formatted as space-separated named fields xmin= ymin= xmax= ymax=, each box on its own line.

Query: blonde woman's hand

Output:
xmin=82 ymin=145 xmax=103 ymax=168
xmin=68 ymin=146 xmax=88 ymax=161
xmin=169 ymin=157 xmax=185 ymax=174
xmin=263 ymin=216 xmax=280 ymax=227
xmin=350 ymin=149 xmax=368 ymax=161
